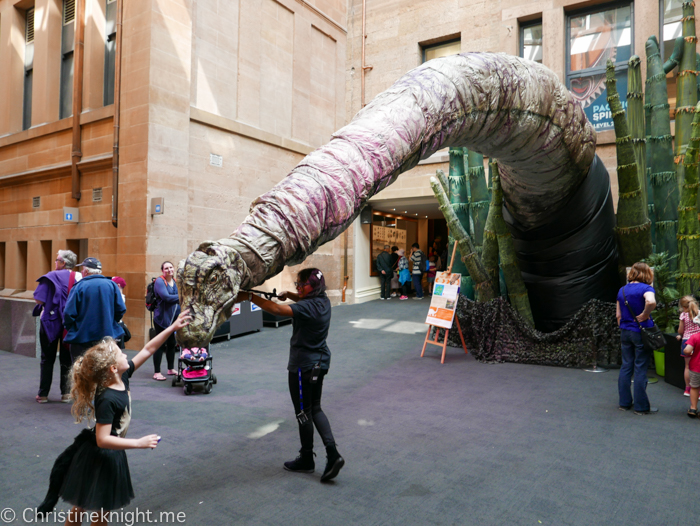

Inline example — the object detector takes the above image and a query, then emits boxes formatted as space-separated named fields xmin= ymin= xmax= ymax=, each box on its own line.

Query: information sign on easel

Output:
xmin=420 ymin=241 xmax=468 ymax=363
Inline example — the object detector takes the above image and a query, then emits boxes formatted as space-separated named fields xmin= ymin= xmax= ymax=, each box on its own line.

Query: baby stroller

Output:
xmin=171 ymin=345 xmax=217 ymax=395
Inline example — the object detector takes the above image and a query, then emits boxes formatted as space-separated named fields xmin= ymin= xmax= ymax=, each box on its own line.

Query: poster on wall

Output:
xmin=569 ymin=67 xmax=628 ymax=133
xmin=426 ymin=272 xmax=461 ymax=329
xmin=371 ymin=225 xmax=407 ymax=275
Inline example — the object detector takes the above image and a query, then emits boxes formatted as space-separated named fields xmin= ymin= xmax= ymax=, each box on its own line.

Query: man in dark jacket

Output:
xmin=63 ymin=257 xmax=126 ymax=362
xmin=376 ymin=244 xmax=394 ymax=300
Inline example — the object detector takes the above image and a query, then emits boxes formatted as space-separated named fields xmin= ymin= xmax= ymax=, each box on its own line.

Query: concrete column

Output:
xmin=0 ymin=6 xmax=27 ymax=135
xmin=83 ymin=0 xmax=107 ymax=111
xmin=291 ymin=14 xmax=310 ymax=144
xmin=542 ymin=7 xmax=565 ymax=83
xmin=31 ymin=0 xmax=62 ymax=126
xmin=237 ymin=0 xmax=261 ymax=126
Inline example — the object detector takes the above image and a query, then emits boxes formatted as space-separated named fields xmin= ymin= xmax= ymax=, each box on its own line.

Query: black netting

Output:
xmin=433 ymin=296 xmax=620 ymax=368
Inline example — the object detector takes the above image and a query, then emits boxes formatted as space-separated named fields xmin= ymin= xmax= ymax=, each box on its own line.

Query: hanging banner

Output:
xmin=426 ymin=272 xmax=461 ymax=329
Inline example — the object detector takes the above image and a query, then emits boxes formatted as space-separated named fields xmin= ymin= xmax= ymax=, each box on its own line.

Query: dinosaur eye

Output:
xmin=209 ymin=274 xmax=218 ymax=284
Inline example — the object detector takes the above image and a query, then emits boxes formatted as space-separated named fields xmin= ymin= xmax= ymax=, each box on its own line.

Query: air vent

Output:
xmin=26 ymin=8 xmax=34 ymax=43
xmin=63 ymin=0 xmax=75 ymax=24
xmin=92 ymin=188 xmax=102 ymax=202
xmin=32 ymin=196 xmax=40 ymax=208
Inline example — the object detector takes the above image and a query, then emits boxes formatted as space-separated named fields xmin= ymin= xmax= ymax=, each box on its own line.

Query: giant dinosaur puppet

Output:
xmin=176 ymin=52 xmax=620 ymax=347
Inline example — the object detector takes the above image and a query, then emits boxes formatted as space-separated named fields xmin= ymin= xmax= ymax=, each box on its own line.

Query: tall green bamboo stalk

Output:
xmin=627 ymin=56 xmax=648 ymax=210
xmin=447 ymin=147 xmax=470 ymax=282
xmin=674 ymin=2 xmax=698 ymax=190
xmin=677 ymin=101 xmax=700 ymax=295
xmin=644 ymin=81 xmax=656 ymax=248
xmin=482 ymin=161 xmax=500 ymax=295
xmin=480 ymin=167 xmax=533 ymax=325
xmin=606 ymin=60 xmax=653 ymax=268
xmin=645 ymin=36 xmax=679 ymax=264
xmin=467 ymin=150 xmax=490 ymax=256
xmin=431 ymin=176 xmax=497 ymax=302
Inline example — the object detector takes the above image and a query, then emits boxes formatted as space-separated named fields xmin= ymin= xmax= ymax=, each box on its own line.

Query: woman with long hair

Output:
xmin=152 ymin=261 xmax=180 ymax=380
xmin=236 ymin=268 xmax=344 ymax=482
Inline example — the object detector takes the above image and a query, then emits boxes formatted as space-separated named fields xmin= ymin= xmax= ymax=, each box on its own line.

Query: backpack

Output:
xmin=145 ymin=277 xmax=161 ymax=311
xmin=418 ymin=252 xmax=427 ymax=273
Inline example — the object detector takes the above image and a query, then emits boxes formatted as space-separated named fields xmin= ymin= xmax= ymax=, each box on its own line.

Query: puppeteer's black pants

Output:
xmin=288 ymin=369 xmax=335 ymax=451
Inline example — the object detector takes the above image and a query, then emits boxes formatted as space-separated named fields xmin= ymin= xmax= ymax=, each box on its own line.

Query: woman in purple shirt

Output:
xmin=616 ymin=262 xmax=657 ymax=415
xmin=152 ymin=261 xmax=180 ymax=380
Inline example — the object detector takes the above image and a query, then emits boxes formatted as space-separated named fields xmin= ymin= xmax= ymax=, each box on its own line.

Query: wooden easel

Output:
xmin=420 ymin=240 xmax=469 ymax=364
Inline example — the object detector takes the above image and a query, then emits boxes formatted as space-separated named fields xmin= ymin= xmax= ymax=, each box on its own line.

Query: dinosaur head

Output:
xmin=176 ymin=241 xmax=246 ymax=348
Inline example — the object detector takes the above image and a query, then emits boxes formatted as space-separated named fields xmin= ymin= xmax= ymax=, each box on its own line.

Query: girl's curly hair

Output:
xmin=69 ymin=338 xmax=119 ymax=424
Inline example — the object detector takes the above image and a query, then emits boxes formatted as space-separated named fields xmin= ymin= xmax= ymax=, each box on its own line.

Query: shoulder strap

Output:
xmin=622 ymin=286 xmax=643 ymax=329
xmin=67 ymin=271 xmax=77 ymax=295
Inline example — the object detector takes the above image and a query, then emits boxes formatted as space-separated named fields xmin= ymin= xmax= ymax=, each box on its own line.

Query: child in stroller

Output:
xmin=171 ymin=345 xmax=217 ymax=395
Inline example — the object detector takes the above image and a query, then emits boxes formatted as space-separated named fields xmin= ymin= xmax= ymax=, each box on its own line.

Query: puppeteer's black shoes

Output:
xmin=320 ymin=444 xmax=345 ymax=482
xmin=283 ymin=449 xmax=315 ymax=473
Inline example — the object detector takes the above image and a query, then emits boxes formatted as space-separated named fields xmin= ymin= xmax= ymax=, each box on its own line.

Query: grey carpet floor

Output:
xmin=1 ymin=298 xmax=698 ymax=525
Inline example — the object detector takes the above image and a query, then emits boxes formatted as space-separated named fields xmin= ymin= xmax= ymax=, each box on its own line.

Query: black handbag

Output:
xmin=622 ymin=287 xmax=666 ymax=352
xmin=118 ymin=321 xmax=132 ymax=343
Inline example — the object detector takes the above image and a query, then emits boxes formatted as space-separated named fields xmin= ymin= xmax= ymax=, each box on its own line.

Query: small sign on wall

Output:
xmin=63 ymin=207 xmax=79 ymax=223
xmin=151 ymin=197 xmax=164 ymax=215
xmin=210 ymin=153 xmax=223 ymax=167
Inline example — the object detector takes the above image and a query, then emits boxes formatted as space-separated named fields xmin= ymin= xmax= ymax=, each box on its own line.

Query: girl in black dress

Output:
xmin=38 ymin=310 xmax=191 ymax=525
xmin=236 ymin=268 xmax=344 ymax=482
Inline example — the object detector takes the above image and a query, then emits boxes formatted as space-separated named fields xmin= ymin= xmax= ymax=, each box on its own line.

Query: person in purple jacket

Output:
xmin=33 ymin=250 xmax=80 ymax=403
xmin=152 ymin=261 xmax=181 ymax=380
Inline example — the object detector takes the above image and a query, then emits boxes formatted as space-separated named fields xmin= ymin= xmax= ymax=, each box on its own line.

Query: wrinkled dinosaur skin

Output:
xmin=176 ymin=52 xmax=598 ymax=348
xmin=177 ymin=241 xmax=246 ymax=346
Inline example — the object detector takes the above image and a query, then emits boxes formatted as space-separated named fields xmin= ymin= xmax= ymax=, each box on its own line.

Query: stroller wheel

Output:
xmin=212 ymin=374 xmax=217 ymax=385
xmin=171 ymin=377 xmax=178 ymax=387
xmin=184 ymin=383 xmax=193 ymax=395
xmin=203 ymin=382 xmax=212 ymax=394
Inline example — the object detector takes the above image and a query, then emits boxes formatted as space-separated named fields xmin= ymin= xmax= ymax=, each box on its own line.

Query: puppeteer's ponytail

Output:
xmin=69 ymin=338 xmax=119 ymax=423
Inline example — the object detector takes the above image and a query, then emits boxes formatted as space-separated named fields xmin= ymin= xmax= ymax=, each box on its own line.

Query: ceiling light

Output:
xmin=393 ymin=208 xmax=395 ymax=211
xmin=404 ymin=211 xmax=407 ymax=213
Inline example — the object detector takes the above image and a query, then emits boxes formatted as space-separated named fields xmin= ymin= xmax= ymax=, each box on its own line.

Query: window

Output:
xmin=566 ymin=2 xmax=633 ymax=132
xmin=422 ymin=38 xmax=461 ymax=63
xmin=23 ymin=8 xmax=34 ymax=131
xmin=103 ymin=0 xmax=117 ymax=106
xmin=60 ymin=0 xmax=76 ymax=119
xmin=660 ymin=0 xmax=683 ymax=116
xmin=520 ymin=20 xmax=542 ymax=63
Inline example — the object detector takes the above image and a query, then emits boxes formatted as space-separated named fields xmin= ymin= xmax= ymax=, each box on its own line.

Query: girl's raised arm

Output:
xmin=131 ymin=310 xmax=192 ymax=371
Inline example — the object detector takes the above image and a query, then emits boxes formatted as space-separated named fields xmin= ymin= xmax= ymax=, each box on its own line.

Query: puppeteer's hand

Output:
xmin=677 ymin=334 xmax=682 ymax=340
xmin=277 ymin=291 xmax=289 ymax=301
xmin=636 ymin=314 xmax=649 ymax=323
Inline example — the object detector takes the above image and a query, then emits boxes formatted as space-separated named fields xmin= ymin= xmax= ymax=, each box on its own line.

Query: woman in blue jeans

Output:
xmin=616 ymin=262 xmax=657 ymax=415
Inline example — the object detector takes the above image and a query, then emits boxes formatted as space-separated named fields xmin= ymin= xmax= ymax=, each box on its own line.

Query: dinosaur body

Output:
xmin=177 ymin=52 xmax=612 ymax=346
